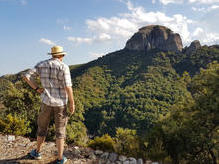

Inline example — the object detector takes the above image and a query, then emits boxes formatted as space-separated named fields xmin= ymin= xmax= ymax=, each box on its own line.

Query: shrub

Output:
xmin=114 ymin=128 xmax=140 ymax=158
xmin=66 ymin=121 xmax=88 ymax=146
xmin=0 ymin=114 xmax=31 ymax=136
xmin=88 ymin=134 xmax=115 ymax=152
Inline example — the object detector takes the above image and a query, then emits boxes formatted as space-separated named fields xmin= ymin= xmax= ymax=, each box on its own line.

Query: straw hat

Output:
xmin=48 ymin=46 xmax=67 ymax=56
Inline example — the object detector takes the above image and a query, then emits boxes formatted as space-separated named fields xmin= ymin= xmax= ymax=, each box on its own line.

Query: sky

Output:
xmin=0 ymin=0 xmax=219 ymax=76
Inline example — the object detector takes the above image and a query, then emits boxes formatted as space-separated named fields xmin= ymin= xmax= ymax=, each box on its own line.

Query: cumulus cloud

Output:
xmin=67 ymin=33 xmax=111 ymax=44
xmin=159 ymin=0 xmax=183 ymax=5
xmin=192 ymin=27 xmax=219 ymax=44
xmin=66 ymin=0 xmax=218 ymax=46
xmin=85 ymin=1 xmax=193 ymax=44
xmin=189 ymin=0 xmax=219 ymax=4
xmin=192 ymin=5 xmax=219 ymax=12
xmin=39 ymin=38 xmax=56 ymax=46
xmin=160 ymin=0 xmax=219 ymax=4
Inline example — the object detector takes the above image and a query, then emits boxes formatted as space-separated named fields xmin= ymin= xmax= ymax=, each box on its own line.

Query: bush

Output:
xmin=0 ymin=114 xmax=31 ymax=136
xmin=114 ymin=128 xmax=140 ymax=158
xmin=88 ymin=134 xmax=115 ymax=152
xmin=66 ymin=121 xmax=88 ymax=146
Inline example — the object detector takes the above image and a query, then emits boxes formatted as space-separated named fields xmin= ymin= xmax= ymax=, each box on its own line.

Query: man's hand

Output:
xmin=36 ymin=88 xmax=44 ymax=94
xmin=69 ymin=102 xmax=75 ymax=115
xmin=65 ymin=86 xmax=75 ymax=115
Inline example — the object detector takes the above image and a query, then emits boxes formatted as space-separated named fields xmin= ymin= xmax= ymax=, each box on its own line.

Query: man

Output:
xmin=23 ymin=45 xmax=75 ymax=164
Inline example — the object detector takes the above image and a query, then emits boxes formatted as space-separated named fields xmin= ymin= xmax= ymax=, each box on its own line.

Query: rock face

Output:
xmin=125 ymin=25 xmax=183 ymax=52
xmin=185 ymin=40 xmax=201 ymax=54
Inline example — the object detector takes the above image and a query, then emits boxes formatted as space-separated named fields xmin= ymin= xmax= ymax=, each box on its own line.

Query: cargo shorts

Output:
xmin=37 ymin=103 xmax=68 ymax=139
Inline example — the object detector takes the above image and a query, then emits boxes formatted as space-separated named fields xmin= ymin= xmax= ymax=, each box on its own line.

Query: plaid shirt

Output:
xmin=25 ymin=58 xmax=72 ymax=107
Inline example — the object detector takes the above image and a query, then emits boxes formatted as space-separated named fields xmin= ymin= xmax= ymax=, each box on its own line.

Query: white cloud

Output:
xmin=192 ymin=5 xmax=219 ymax=12
xmin=66 ymin=0 xmax=218 ymax=46
xmin=67 ymin=33 xmax=111 ymax=44
xmin=85 ymin=1 xmax=193 ymax=44
xmin=159 ymin=0 xmax=219 ymax=4
xmin=209 ymin=4 xmax=219 ymax=9
xmin=159 ymin=0 xmax=183 ymax=5
xmin=39 ymin=38 xmax=56 ymax=46
xmin=192 ymin=27 xmax=219 ymax=44
xmin=89 ymin=52 xmax=105 ymax=58
xmin=189 ymin=0 xmax=219 ymax=4
xmin=152 ymin=0 xmax=156 ymax=4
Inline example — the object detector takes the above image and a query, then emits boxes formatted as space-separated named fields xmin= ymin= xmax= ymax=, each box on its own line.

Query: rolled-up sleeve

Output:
xmin=63 ymin=65 xmax=72 ymax=87
xmin=24 ymin=67 xmax=37 ymax=79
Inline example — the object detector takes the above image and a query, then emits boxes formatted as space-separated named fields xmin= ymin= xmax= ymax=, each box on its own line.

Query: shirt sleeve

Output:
xmin=24 ymin=64 xmax=40 ymax=79
xmin=63 ymin=65 xmax=72 ymax=87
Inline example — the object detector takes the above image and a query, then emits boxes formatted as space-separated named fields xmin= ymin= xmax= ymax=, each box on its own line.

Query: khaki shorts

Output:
xmin=37 ymin=103 xmax=68 ymax=139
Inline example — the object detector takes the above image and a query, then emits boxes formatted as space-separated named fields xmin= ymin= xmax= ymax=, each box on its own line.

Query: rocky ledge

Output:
xmin=125 ymin=25 xmax=183 ymax=52
xmin=0 ymin=134 xmax=159 ymax=164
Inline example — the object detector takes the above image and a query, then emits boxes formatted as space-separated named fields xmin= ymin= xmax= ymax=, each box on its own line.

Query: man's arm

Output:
xmin=65 ymin=86 xmax=75 ymax=114
xmin=23 ymin=76 xmax=44 ymax=94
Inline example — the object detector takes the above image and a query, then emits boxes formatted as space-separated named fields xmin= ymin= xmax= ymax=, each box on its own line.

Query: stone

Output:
xmin=137 ymin=158 xmax=143 ymax=164
xmin=100 ymin=152 xmax=109 ymax=160
xmin=184 ymin=40 xmax=201 ymax=54
xmin=89 ymin=152 xmax=97 ymax=160
xmin=125 ymin=25 xmax=183 ymax=52
xmin=116 ymin=161 xmax=122 ymax=164
xmin=123 ymin=160 xmax=130 ymax=164
xmin=94 ymin=150 xmax=104 ymax=156
xmin=119 ymin=155 xmax=127 ymax=161
xmin=7 ymin=135 xmax=15 ymax=142
xmin=109 ymin=152 xmax=118 ymax=162
xmin=152 ymin=162 xmax=159 ymax=164
xmin=128 ymin=157 xmax=137 ymax=164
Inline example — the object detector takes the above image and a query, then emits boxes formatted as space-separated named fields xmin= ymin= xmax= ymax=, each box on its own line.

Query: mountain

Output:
xmin=125 ymin=25 xmax=183 ymax=52
xmin=0 ymin=25 xmax=219 ymax=137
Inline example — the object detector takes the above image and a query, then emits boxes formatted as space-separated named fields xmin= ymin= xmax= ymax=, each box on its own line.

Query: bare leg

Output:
xmin=36 ymin=136 xmax=46 ymax=152
xmin=56 ymin=138 xmax=65 ymax=160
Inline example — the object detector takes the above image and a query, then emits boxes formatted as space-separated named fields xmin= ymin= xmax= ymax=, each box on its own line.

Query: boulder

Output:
xmin=125 ymin=25 xmax=183 ymax=52
xmin=185 ymin=40 xmax=201 ymax=54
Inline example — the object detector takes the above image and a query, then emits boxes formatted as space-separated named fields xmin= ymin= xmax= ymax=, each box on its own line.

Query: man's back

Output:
xmin=26 ymin=58 xmax=72 ymax=106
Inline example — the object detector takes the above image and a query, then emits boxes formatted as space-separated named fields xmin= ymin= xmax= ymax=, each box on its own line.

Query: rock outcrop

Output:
xmin=0 ymin=134 xmax=158 ymax=164
xmin=125 ymin=25 xmax=183 ymax=52
xmin=184 ymin=40 xmax=201 ymax=54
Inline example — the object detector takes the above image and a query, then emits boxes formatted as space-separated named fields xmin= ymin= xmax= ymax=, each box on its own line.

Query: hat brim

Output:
xmin=48 ymin=51 xmax=67 ymax=56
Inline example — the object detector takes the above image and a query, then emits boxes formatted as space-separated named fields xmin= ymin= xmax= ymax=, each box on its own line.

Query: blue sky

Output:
xmin=1 ymin=0 xmax=219 ymax=75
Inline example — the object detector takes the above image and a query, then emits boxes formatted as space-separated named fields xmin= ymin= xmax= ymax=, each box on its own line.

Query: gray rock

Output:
xmin=137 ymin=158 xmax=143 ymax=164
xmin=116 ymin=161 xmax=122 ymax=164
xmin=152 ymin=162 xmax=159 ymax=164
xmin=100 ymin=152 xmax=109 ymax=160
xmin=109 ymin=152 xmax=118 ymax=162
xmin=125 ymin=25 xmax=183 ymax=52
xmin=89 ymin=152 xmax=97 ymax=160
xmin=184 ymin=40 xmax=201 ymax=54
xmin=128 ymin=157 xmax=137 ymax=164
xmin=95 ymin=150 xmax=104 ymax=156
xmin=123 ymin=160 xmax=130 ymax=164
xmin=119 ymin=155 xmax=127 ymax=161
xmin=7 ymin=135 xmax=15 ymax=142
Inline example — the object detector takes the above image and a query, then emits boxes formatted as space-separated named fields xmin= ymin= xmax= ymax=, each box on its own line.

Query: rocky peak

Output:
xmin=125 ymin=25 xmax=183 ymax=52
xmin=184 ymin=40 xmax=201 ymax=54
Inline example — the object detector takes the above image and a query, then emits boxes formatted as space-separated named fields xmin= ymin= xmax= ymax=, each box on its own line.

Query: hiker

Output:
xmin=23 ymin=45 xmax=75 ymax=164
